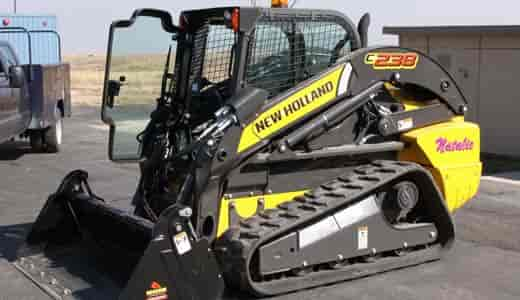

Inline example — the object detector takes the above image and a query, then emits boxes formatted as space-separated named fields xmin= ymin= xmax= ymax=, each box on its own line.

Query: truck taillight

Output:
xmin=2 ymin=18 xmax=10 ymax=26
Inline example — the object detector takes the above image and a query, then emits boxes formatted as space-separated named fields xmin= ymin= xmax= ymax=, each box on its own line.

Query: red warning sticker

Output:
xmin=146 ymin=281 xmax=168 ymax=300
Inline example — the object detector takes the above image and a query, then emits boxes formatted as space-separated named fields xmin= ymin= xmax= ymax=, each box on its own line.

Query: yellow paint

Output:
xmin=384 ymin=83 xmax=428 ymax=111
xmin=237 ymin=65 xmax=345 ymax=153
xmin=402 ymin=100 xmax=426 ymax=111
xmin=217 ymin=190 xmax=307 ymax=237
xmin=399 ymin=118 xmax=482 ymax=212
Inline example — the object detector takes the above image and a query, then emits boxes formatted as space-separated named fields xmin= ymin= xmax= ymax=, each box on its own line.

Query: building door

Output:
xmin=479 ymin=49 xmax=520 ymax=156
xmin=429 ymin=49 xmax=480 ymax=122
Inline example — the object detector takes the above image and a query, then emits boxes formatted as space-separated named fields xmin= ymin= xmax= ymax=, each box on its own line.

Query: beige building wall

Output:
xmin=479 ymin=50 xmax=520 ymax=156
xmin=398 ymin=32 xmax=520 ymax=156
xmin=399 ymin=35 xmax=428 ymax=52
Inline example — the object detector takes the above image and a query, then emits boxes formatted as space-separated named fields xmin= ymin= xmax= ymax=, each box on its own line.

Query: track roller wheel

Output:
xmin=393 ymin=243 xmax=412 ymax=257
xmin=327 ymin=255 xmax=351 ymax=269
xmin=290 ymin=264 xmax=313 ymax=276
xmin=360 ymin=250 xmax=382 ymax=263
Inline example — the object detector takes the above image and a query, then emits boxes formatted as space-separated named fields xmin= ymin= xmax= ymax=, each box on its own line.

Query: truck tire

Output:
xmin=44 ymin=106 xmax=63 ymax=153
xmin=29 ymin=131 xmax=44 ymax=152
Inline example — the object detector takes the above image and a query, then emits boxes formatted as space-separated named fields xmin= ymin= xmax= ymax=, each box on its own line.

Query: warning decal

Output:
xmin=397 ymin=118 xmax=414 ymax=131
xmin=358 ymin=226 xmax=368 ymax=250
xmin=173 ymin=231 xmax=192 ymax=255
xmin=146 ymin=281 xmax=168 ymax=300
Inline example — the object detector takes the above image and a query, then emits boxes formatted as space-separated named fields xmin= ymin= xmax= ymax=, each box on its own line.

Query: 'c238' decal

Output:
xmin=364 ymin=52 xmax=419 ymax=70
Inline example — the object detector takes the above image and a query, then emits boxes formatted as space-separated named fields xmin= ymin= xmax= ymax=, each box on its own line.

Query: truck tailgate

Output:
xmin=25 ymin=63 xmax=71 ymax=129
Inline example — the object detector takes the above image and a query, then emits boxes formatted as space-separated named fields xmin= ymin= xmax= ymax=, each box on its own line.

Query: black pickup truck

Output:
xmin=0 ymin=29 xmax=70 ymax=153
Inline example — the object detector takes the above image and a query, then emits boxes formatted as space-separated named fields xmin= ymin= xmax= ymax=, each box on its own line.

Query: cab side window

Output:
xmin=0 ymin=46 xmax=16 ymax=79
xmin=300 ymin=21 xmax=350 ymax=79
xmin=245 ymin=21 xmax=291 ymax=97
xmin=0 ymin=53 xmax=6 ymax=80
xmin=246 ymin=17 xmax=353 ymax=98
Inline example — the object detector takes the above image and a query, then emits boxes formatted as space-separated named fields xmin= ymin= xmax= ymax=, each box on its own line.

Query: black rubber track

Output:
xmin=215 ymin=160 xmax=455 ymax=297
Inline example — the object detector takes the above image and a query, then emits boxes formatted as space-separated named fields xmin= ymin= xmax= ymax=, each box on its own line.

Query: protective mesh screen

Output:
xmin=246 ymin=17 xmax=352 ymax=98
xmin=191 ymin=23 xmax=236 ymax=85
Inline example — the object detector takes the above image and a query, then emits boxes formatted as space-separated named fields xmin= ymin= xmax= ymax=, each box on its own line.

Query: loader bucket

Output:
xmin=17 ymin=170 xmax=225 ymax=300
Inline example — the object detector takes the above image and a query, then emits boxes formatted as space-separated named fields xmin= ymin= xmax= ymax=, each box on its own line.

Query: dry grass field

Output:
xmin=65 ymin=54 xmax=168 ymax=106
xmin=66 ymin=54 xmax=106 ymax=106
xmin=65 ymin=51 xmax=231 ymax=107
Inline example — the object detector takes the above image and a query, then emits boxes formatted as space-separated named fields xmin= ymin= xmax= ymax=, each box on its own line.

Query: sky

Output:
xmin=0 ymin=0 xmax=517 ymax=54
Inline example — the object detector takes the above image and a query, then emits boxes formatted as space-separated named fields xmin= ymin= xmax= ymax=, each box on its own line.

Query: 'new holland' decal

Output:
xmin=253 ymin=81 xmax=334 ymax=135
xmin=237 ymin=63 xmax=352 ymax=153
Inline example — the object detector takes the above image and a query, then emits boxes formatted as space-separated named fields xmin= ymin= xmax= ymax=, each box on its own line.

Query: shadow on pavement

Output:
xmin=0 ymin=223 xmax=252 ymax=299
xmin=0 ymin=222 xmax=31 ymax=261
xmin=0 ymin=141 xmax=36 ymax=161
xmin=482 ymin=153 xmax=520 ymax=175
xmin=0 ymin=222 xmax=121 ymax=299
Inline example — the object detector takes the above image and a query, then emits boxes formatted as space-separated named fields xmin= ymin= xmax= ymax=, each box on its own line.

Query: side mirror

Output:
xmin=9 ymin=66 xmax=25 ymax=88
xmin=107 ymin=79 xmax=123 ymax=108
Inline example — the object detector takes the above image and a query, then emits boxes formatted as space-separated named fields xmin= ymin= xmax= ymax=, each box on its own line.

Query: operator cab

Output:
xmin=101 ymin=7 xmax=362 ymax=161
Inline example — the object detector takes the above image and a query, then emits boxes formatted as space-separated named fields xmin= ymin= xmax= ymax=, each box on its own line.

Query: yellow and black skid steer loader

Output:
xmin=16 ymin=3 xmax=481 ymax=300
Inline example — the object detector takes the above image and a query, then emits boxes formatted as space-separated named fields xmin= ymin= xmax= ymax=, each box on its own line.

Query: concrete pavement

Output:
xmin=0 ymin=106 xmax=519 ymax=300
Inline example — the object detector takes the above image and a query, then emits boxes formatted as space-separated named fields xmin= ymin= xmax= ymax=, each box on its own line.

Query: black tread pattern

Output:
xmin=215 ymin=160 xmax=446 ymax=296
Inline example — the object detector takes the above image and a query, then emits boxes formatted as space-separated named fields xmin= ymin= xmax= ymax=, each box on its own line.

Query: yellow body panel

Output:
xmin=217 ymin=190 xmax=307 ymax=237
xmin=237 ymin=65 xmax=345 ymax=153
xmin=384 ymin=83 xmax=427 ymax=111
xmin=399 ymin=118 xmax=482 ymax=212
xmin=401 ymin=99 xmax=426 ymax=111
